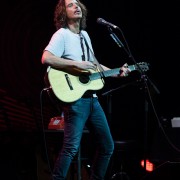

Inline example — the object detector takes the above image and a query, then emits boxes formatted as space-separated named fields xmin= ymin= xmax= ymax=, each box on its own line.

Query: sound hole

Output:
xmin=79 ymin=75 xmax=90 ymax=84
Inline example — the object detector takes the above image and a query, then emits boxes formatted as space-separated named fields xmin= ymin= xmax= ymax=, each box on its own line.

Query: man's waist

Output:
xmin=82 ymin=91 xmax=97 ymax=98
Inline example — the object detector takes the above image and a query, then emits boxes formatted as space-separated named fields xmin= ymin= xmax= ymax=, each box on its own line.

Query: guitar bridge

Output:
xmin=65 ymin=74 xmax=73 ymax=90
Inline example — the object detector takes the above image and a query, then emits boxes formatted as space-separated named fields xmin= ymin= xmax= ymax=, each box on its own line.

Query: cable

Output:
xmin=39 ymin=88 xmax=54 ymax=180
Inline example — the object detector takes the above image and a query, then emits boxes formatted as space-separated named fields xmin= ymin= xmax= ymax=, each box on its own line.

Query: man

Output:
xmin=41 ymin=0 xmax=131 ymax=179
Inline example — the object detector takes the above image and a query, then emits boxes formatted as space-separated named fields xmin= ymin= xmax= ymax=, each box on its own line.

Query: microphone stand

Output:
xmin=107 ymin=26 xmax=160 ymax=173
xmin=102 ymin=81 xmax=139 ymax=180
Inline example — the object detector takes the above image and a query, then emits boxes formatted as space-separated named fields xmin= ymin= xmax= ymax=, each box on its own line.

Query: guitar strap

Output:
xmin=80 ymin=32 xmax=105 ymax=78
xmin=79 ymin=33 xmax=86 ymax=61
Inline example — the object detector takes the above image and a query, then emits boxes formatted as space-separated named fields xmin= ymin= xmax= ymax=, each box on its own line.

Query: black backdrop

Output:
xmin=1 ymin=0 xmax=180 ymax=114
xmin=0 ymin=0 xmax=180 ymax=165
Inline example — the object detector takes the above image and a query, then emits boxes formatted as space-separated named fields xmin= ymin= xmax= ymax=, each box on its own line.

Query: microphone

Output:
xmin=97 ymin=18 xmax=119 ymax=29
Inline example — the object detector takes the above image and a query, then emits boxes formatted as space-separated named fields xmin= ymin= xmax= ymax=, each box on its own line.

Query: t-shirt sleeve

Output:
xmin=44 ymin=30 xmax=65 ymax=57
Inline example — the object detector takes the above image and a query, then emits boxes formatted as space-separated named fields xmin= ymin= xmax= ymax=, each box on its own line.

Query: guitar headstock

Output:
xmin=135 ymin=62 xmax=150 ymax=72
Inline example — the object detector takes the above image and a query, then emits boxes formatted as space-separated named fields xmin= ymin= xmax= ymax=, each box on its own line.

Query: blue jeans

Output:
xmin=52 ymin=97 xmax=114 ymax=180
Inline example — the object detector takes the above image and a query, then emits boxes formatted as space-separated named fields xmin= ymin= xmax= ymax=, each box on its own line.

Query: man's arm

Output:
xmin=41 ymin=50 xmax=97 ymax=76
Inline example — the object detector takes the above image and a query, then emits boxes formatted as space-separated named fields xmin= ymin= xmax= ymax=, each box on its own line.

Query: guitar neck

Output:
xmin=91 ymin=65 xmax=137 ymax=80
xmin=103 ymin=68 xmax=121 ymax=77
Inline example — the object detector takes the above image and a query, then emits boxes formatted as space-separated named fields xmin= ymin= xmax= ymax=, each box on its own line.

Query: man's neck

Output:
xmin=68 ymin=20 xmax=80 ymax=34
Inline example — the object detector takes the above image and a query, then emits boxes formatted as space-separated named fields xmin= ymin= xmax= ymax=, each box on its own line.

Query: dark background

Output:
xmin=0 ymin=0 xmax=180 ymax=179
xmin=1 ymin=0 xmax=180 ymax=114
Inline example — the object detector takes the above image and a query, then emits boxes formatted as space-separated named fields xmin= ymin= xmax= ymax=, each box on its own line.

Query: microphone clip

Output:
xmin=97 ymin=18 xmax=120 ymax=30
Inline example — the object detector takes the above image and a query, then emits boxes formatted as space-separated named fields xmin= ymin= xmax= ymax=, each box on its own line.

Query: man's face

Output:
xmin=65 ymin=0 xmax=82 ymax=20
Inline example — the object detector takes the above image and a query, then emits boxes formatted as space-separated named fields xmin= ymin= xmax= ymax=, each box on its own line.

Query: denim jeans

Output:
xmin=52 ymin=97 xmax=114 ymax=180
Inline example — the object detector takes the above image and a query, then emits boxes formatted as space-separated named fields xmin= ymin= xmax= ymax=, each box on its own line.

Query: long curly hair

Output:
xmin=54 ymin=0 xmax=87 ymax=30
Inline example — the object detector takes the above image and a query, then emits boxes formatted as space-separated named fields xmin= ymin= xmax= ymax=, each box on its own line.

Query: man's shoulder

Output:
xmin=55 ymin=28 xmax=67 ymax=34
xmin=81 ymin=30 xmax=88 ymax=36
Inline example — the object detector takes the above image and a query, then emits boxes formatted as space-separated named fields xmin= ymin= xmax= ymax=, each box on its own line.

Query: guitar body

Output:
xmin=48 ymin=68 xmax=104 ymax=103
xmin=46 ymin=62 xmax=149 ymax=103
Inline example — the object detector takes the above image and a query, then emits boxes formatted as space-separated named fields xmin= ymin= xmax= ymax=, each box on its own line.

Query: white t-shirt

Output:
xmin=45 ymin=28 xmax=97 ymax=98
xmin=45 ymin=28 xmax=94 ymax=62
